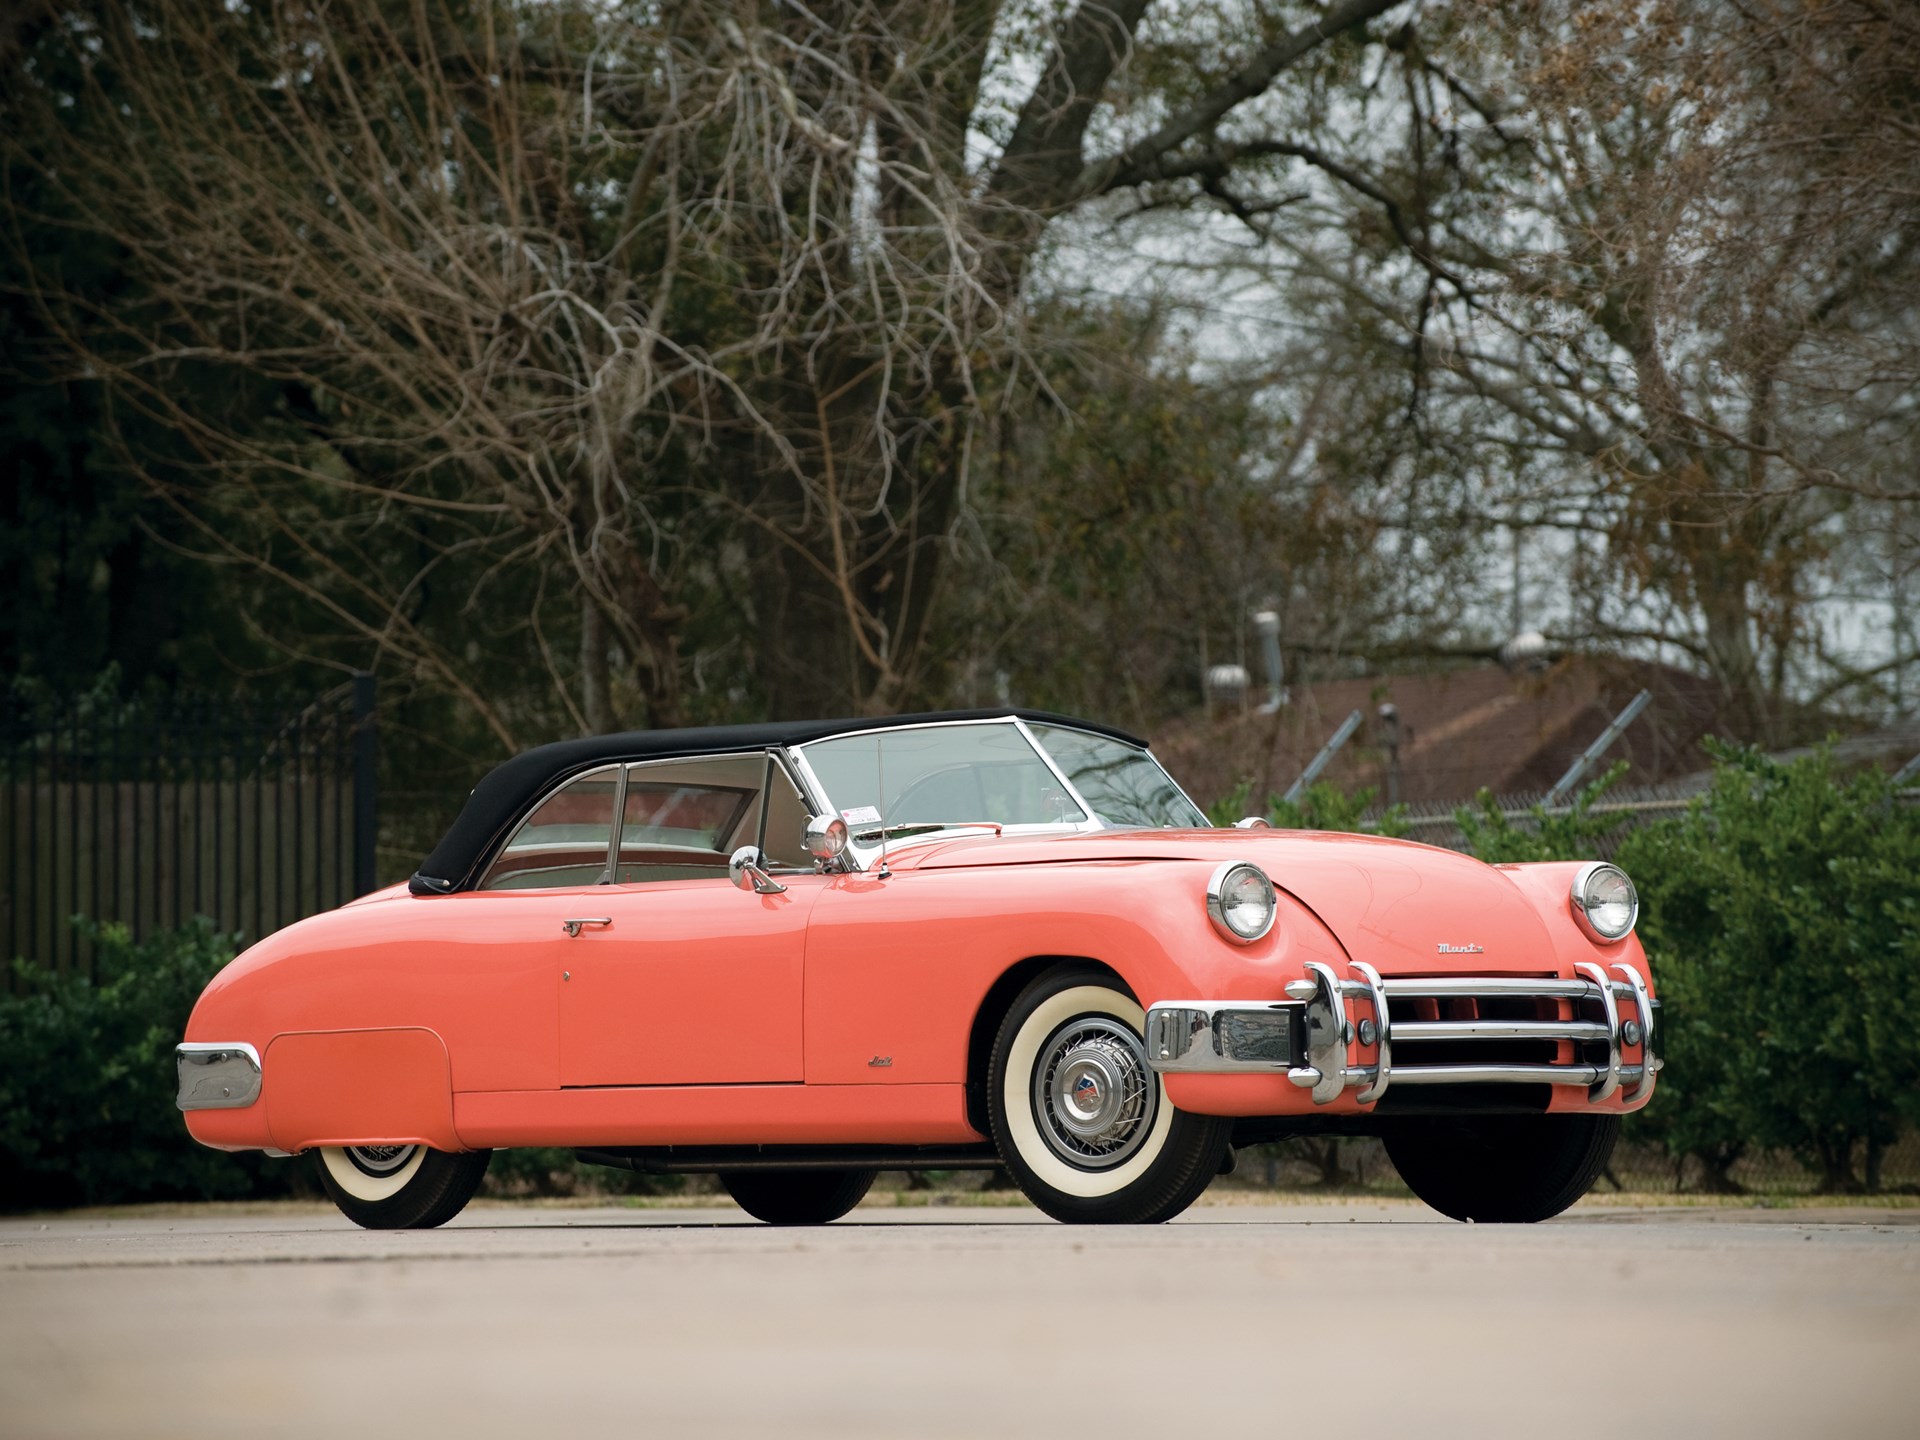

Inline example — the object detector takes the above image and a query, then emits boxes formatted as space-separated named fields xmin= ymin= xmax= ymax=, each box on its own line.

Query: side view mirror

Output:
xmin=1233 ymin=817 xmax=1273 ymax=829
xmin=804 ymin=814 xmax=850 ymax=862
xmin=729 ymin=846 xmax=787 ymax=895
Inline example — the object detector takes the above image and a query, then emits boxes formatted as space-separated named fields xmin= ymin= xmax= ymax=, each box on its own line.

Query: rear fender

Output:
xmin=263 ymin=1027 xmax=463 ymax=1153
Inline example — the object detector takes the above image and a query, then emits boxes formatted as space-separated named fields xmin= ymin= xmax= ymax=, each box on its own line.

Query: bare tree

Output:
xmin=1085 ymin=0 xmax=1920 ymax=736
xmin=4 ymin=0 xmax=1405 ymax=743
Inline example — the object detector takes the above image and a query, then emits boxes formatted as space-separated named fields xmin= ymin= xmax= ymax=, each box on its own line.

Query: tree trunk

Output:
xmin=1812 ymin=1133 xmax=1862 ymax=1195
xmin=1689 ymin=1142 xmax=1747 ymax=1195
xmin=580 ymin=595 xmax=613 ymax=735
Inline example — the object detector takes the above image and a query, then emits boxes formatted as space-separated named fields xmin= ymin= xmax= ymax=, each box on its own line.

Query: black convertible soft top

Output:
xmin=408 ymin=708 xmax=1147 ymax=895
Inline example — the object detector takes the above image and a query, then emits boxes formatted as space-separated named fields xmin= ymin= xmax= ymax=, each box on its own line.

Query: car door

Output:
xmin=552 ymin=752 xmax=821 ymax=1086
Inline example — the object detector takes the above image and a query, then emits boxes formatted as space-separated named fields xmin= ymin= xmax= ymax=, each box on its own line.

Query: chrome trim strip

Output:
xmin=1146 ymin=1000 xmax=1304 ymax=1072
xmin=1382 ymin=977 xmax=1593 ymax=999
xmin=1350 ymin=960 xmax=1391 ymax=1105
xmin=1575 ymin=961 xmax=1623 ymax=1102
xmin=1611 ymin=960 xmax=1659 ymax=1103
xmin=1392 ymin=1063 xmax=1645 ymax=1087
xmin=175 ymin=1042 xmax=262 ymax=1110
xmin=1392 ymin=1019 xmax=1613 ymax=1042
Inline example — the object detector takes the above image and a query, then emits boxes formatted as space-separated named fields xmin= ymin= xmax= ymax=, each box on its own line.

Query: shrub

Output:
xmin=1616 ymin=744 xmax=1920 ymax=1192
xmin=0 ymin=919 xmax=293 ymax=1209
xmin=1209 ymin=779 xmax=1408 ymax=836
xmin=1451 ymin=762 xmax=1634 ymax=864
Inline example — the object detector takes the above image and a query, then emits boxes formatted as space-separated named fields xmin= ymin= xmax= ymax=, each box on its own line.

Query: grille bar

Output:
xmin=1383 ymin=1062 xmax=1650 ymax=1088
xmin=1391 ymin=1018 xmax=1611 ymax=1043
xmin=1376 ymin=975 xmax=1643 ymax=1004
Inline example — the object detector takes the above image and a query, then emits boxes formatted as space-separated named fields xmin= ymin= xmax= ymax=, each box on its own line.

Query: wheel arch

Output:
xmin=963 ymin=955 xmax=1133 ymax=1136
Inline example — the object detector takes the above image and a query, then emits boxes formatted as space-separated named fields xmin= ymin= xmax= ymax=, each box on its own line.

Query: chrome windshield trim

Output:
xmin=176 ymin=1042 xmax=262 ymax=1111
xmin=1013 ymin=716 xmax=1100 ymax=825
xmin=790 ymin=717 xmax=1110 ymax=872
xmin=1016 ymin=717 xmax=1212 ymax=832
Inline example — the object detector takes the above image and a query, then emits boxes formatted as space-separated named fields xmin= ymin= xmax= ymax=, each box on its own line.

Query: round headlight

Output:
xmin=1571 ymin=862 xmax=1638 ymax=942
xmin=1207 ymin=861 xmax=1277 ymax=943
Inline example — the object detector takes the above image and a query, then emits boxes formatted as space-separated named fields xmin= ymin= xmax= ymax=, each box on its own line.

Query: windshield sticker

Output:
xmin=840 ymin=805 xmax=882 ymax=825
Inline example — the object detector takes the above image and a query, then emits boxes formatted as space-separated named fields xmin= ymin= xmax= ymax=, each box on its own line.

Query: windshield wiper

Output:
xmin=851 ymin=820 xmax=1005 ymax=843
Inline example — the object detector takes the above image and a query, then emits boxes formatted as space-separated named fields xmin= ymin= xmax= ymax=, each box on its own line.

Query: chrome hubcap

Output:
xmin=1032 ymin=1018 xmax=1157 ymax=1170
xmin=344 ymin=1144 xmax=417 ymax=1178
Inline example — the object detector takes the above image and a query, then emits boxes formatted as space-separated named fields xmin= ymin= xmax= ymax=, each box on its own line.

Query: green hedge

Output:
xmin=1454 ymin=744 xmax=1920 ymax=1192
xmin=1 ymin=919 xmax=293 ymax=1209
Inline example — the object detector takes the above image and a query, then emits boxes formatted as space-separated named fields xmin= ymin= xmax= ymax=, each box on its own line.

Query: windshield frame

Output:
xmin=783 ymin=715 xmax=1208 ymax=870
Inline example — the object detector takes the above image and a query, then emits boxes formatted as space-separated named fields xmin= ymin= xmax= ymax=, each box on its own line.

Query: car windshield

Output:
xmin=798 ymin=723 xmax=1087 ymax=842
xmin=1026 ymin=724 xmax=1209 ymax=829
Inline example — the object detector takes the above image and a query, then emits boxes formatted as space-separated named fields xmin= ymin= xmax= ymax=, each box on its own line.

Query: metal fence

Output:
xmin=1 ymin=677 xmax=376 ymax=977
xmin=1373 ymin=777 xmax=1711 ymax=858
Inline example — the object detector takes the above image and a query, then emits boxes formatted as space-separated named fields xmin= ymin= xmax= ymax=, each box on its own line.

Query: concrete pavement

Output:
xmin=4 ymin=1197 xmax=1917 ymax=1438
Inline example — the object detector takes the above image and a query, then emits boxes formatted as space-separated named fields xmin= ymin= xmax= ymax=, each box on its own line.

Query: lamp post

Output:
xmin=1377 ymin=702 xmax=1401 ymax=807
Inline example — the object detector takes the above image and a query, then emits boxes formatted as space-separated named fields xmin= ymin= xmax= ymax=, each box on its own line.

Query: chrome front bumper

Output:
xmin=176 ymin=1042 xmax=263 ymax=1110
xmin=1146 ymin=961 xmax=1660 ymax=1106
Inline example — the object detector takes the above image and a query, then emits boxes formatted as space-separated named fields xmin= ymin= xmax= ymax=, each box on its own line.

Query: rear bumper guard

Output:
xmin=176 ymin=1042 xmax=263 ymax=1110
xmin=1146 ymin=961 xmax=1660 ymax=1107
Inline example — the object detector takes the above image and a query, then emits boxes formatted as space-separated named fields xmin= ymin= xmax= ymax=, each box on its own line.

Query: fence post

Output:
xmin=1283 ymin=709 xmax=1365 ymax=803
xmin=1544 ymin=689 xmax=1652 ymax=808
xmin=352 ymin=673 xmax=377 ymax=895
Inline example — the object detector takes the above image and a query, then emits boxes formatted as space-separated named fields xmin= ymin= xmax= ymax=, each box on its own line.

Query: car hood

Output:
xmin=902 ymin=829 xmax=1559 ymax=973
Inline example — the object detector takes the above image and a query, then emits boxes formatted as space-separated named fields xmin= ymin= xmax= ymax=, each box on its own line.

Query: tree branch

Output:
xmin=1081 ymin=0 xmax=1404 ymax=196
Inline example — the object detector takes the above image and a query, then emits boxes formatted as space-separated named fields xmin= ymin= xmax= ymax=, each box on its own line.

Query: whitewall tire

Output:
xmin=314 ymin=1145 xmax=493 ymax=1229
xmin=988 ymin=965 xmax=1230 ymax=1224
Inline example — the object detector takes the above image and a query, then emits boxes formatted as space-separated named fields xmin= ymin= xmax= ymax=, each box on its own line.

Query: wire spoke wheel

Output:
xmin=343 ymin=1144 xmax=419 ymax=1178
xmin=1032 ymin=1019 xmax=1157 ymax=1170
xmin=988 ymin=965 xmax=1230 ymax=1224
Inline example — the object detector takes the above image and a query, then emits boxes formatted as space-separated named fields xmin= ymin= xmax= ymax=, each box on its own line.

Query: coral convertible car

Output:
xmin=178 ymin=710 xmax=1658 ymax=1228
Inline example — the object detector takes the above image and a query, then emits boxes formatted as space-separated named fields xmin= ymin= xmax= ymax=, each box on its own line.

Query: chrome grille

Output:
xmin=1295 ymin=962 xmax=1658 ymax=1106
xmin=1144 ymin=963 xmax=1660 ymax=1110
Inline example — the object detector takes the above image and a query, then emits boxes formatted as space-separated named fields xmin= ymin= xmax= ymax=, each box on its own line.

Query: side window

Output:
xmin=481 ymin=767 xmax=619 ymax=891
xmin=613 ymin=755 xmax=813 ymax=883
xmin=756 ymin=765 xmax=811 ymax=869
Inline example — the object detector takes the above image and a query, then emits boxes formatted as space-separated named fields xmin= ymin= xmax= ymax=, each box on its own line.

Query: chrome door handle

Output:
xmin=561 ymin=917 xmax=612 ymax=938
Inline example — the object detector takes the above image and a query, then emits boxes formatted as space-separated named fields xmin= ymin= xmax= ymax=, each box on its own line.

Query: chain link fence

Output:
xmin=1374 ymin=778 xmax=1709 ymax=860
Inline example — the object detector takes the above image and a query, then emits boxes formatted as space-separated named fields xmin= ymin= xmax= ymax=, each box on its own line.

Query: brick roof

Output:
xmin=1151 ymin=657 xmax=1729 ymax=810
